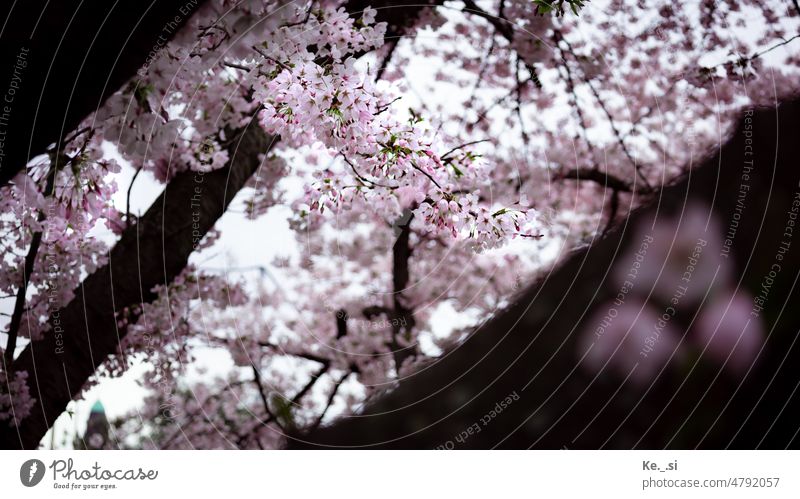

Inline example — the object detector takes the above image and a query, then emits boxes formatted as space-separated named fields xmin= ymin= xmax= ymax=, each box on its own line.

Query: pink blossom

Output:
xmin=580 ymin=299 xmax=682 ymax=385
xmin=694 ymin=290 xmax=764 ymax=374
xmin=613 ymin=203 xmax=729 ymax=306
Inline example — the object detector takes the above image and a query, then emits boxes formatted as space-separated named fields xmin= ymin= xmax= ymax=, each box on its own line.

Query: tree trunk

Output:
xmin=0 ymin=0 xmax=211 ymax=187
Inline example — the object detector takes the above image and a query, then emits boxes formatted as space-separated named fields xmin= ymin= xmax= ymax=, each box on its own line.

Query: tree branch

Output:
xmin=309 ymin=371 xmax=352 ymax=431
xmin=557 ymin=34 xmax=652 ymax=189
xmin=3 ymin=163 xmax=56 ymax=368
xmin=389 ymin=210 xmax=417 ymax=371
xmin=461 ymin=0 xmax=514 ymax=40
xmin=555 ymin=167 xmax=633 ymax=192
xmin=251 ymin=363 xmax=278 ymax=423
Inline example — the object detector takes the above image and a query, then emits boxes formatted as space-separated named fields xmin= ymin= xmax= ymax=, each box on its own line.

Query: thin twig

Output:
xmin=287 ymin=363 xmax=330 ymax=410
xmin=460 ymin=0 xmax=543 ymax=88
xmin=374 ymin=96 xmax=402 ymax=115
xmin=559 ymin=35 xmax=652 ymax=189
xmin=752 ymin=33 xmax=800 ymax=60
xmin=126 ymin=166 xmax=143 ymax=226
xmin=461 ymin=36 xmax=496 ymax=128
xmin=251 ymin=363 xmax=278 ymax=422
xmin=556 ymin=167 xmax=633 ymax=192
xmin=3 ymin=163 xmax=57 ymax=367
xmin=341 ymin=154 xmax=395 ymax=189
xmin=554 ymin=32 xmax=597 ymax=167
xmin=252 ymin=45 xmax=292 ymax=71
xmin=441 ymin=139 xmax=490 ymax=160
xmin=514 ymin=57 xmax=531 ymax=145
xmin=223 ymin=61 xmax=252 ymax=72
xmin=410 ymin=161 xmax=442 ymax=190
xmin=375 ymin=39 xmax=399 ymax=81
xmin=257 ymin=341 xmax=330 ymax=365
xmin=309 ymin=371 xmax=352 ymax=431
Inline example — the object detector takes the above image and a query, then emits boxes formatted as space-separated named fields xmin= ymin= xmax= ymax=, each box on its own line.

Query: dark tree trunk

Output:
xmin=0 ymin=1 xmax=212 ymax=187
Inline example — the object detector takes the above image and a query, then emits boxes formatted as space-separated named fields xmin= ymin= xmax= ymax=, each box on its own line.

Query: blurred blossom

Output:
xmin=580 ymin=299 xmax=681 ymax=385
xmin=614 ymin=203 xmax=729 ymax=306
xmin=599 ymin=202 xmax=765 ymax=381
xmin=694 ymin=290 xmax=764 ymax=374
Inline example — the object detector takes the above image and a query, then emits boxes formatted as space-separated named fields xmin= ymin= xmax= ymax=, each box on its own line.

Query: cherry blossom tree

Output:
xmin=1 ymin=0 xmax=799 ymax=449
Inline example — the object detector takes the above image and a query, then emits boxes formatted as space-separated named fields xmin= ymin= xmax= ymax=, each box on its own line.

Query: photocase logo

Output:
xmin=20 ymin=459 xmax=45 ymax=487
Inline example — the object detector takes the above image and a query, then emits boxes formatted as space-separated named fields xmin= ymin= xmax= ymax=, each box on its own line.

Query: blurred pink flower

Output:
xmin=694 ymin=290 xmax=764 ymax=374
xmin=580 ymin=299 xmax=681 ymax=385
xmin=613 ymin=202 xmax=729 ymax=306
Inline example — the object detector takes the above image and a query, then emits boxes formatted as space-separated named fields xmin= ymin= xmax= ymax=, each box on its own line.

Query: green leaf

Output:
xmin=268 ymin=393 xmax=296 ymax=429
xmin=533 ymin=0 xmax=588 ymax=16
xmin=492 ymin=208 xmax=509 ymax=217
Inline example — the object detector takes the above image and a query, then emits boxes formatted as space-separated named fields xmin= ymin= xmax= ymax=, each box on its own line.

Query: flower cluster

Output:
xmin=580 ymin=204 xmax=765 ymax=385
xmin=0 ymin=144 xmax=118 ymax=342
xmin=252 ymin=7 xmax=535 ymax=247
xmin=105 ymin=266 xmax=248 ymax=380
xmin=0 ymin=371 xmax=34 ymax=426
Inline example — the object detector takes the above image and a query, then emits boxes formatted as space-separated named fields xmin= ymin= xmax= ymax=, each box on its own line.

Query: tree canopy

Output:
xmin=1 ymin=0 xmax=799 ymax=449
